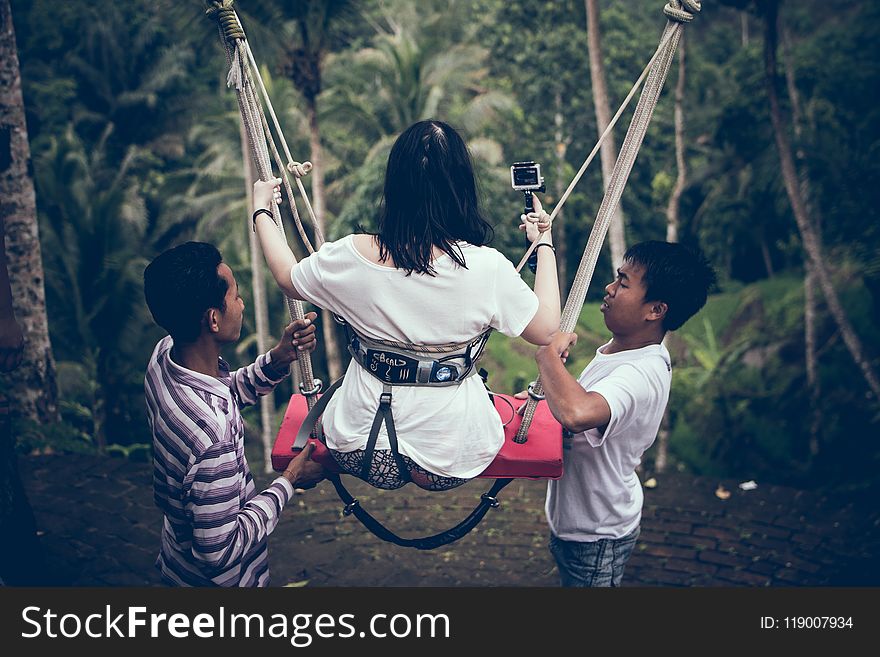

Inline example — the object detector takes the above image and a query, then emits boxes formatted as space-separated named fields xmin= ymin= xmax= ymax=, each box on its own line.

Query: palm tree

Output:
xmin=35 ymin=126 xmax=152 ymax=450
xmin=0 ymin=0 xmax=58 ymax=424
xmin=241 ymin=121 xmax=278 ymax=474
xmin=161 ymin=86 xmax=299 ymax=472
xmin=666 ymin=37 xmax=687 ymax=244
xmin=323 ymin=20 xmax=514 ymax=143
xmin=61 ymin=2 xmax=195 ymax=162
xmin=322 ymin=17 xmax=515 ymax=234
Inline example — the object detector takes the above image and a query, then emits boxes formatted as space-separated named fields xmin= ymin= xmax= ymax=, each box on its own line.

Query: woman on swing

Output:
xmin=253 ymin=120 xmax=560 ymax=491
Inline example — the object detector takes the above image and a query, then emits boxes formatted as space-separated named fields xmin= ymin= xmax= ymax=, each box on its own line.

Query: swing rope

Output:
xmin=206 ymin=0 xmax=323 ymax=413
xmin=514 ymin=0 xmax=701 ymax=442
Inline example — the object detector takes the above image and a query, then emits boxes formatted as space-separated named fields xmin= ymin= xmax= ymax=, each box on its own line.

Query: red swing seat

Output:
xmin=271 ymin=391 xmax=563 ymax=480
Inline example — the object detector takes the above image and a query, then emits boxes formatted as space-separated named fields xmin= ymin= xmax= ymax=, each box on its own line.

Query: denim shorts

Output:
xmin=549 ymin=526 xmax=641 ymax=587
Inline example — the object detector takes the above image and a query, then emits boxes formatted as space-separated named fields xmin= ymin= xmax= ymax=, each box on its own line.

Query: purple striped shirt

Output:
xmin=145 ymin=335 xmax=292 ymax=587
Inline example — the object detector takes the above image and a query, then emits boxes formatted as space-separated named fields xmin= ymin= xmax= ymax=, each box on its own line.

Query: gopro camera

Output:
xmin=510 ymin=161 xmax=545 ymax=213
xmin=510 ymin=161 xmax=544 ymax=192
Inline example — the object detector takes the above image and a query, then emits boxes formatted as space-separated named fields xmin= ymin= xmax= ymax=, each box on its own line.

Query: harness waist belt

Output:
xmin=347 ymin=330 xmax=488 ymax=387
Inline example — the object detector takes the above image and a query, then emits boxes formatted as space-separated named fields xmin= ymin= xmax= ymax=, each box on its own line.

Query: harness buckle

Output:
xmin=343 ymin=499 xmax=360 ymax=516
xmin=480 ymin=493 xmax=501 ymax=509
xmin=299 ymin=378 xmax=323 ymax=396
xmin=379 ymin=391 xmax=392 ymax=406
xmin=527 ymin=381 xmax=545 ymax=401
xmin=433 ymin=365 xmax=455 ymax=382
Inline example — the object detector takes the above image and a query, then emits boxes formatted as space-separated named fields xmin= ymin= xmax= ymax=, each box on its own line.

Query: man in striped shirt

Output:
xmin=144 ymin=241 xmax=325 ymax=586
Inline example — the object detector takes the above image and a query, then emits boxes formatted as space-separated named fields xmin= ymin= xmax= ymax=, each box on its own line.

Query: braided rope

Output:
xmin=237 ymin=30 xmax=325 ymax=247
xmin=208 ymin=2 xmax=319 ymax=409
xmin=664 ymin=0 xmax=701 ymax=23
xmin=205 ymin=1 xmax=244 ymax=41
xmin=514 ymin=0 xmax=699 ymax=442
xmin=244 ymin=64 xmax=318 ymax=253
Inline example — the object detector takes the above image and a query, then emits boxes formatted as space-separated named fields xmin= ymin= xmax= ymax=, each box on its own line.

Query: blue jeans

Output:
xmin=549 ymin=526 xmax=640 ymax=587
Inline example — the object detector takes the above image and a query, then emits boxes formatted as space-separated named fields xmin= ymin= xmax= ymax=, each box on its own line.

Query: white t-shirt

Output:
xmin=290 ymin=235 xmax=539 ymax=478
xmin=545 ymin=341 xmax=671 ymax=541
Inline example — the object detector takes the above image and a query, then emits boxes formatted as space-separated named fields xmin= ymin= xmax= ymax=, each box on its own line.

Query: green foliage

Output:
xmin=106 ymin=443 xmax=153 ymax=462
xmin=12 ymin=416 xmax=97 ymax=457
xmin=667 ymin=273 xmax=879 ymax=488
xmin=7 ymin=0 xmax=879 ymax=493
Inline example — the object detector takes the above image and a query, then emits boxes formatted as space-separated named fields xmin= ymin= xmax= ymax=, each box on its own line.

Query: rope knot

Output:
xmin=205 ymin=1 xmax=245 ymax=42
xmin=663 ymin=0 xmax=701 ymax=23
xmin=287 ymin=161 xmax=313 ymax=178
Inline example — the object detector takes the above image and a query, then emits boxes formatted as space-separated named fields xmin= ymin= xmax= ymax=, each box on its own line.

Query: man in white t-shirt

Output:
xmin=530 ymin=241 xmax=715 ymax=587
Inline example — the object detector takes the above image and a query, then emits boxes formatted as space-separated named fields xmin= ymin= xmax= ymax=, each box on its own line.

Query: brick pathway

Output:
xmin=18 ymin=454 xmax=880 ymax=586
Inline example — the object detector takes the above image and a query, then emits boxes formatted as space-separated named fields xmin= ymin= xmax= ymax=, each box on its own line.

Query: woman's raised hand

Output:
xmin=253 ymin=178 xmax=283 ymax=210
xmin=518 ymin=193 xmax=552 ymax=244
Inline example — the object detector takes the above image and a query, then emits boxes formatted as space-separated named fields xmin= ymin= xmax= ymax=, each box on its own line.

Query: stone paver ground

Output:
xmin=18 ymin=454 xmax=880 ymax=587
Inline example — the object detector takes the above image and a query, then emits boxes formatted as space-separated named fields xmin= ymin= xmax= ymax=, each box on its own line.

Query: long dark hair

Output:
xmin=375 ymin=120 xmax=494 ymax=275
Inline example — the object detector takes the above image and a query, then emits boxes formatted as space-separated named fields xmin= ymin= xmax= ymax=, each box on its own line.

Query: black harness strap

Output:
xmin=360 ymin=384 xmax=410 ymax=483
xmin=327 ymin=473 xmax=512 ymax=550
xmin=292 ymin=376 xmax=344 ymax=451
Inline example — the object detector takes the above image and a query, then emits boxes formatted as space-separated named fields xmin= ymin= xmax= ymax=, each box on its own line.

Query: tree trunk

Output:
xmin=741 ymin=12 xmax=750 ymax=48
xmin=306 ymin=102 xmax=343 ymax=381
xmin=92 ymin=354 xmax=107 ymax=451
xmin=804 ymin=264 xmax=820 ymax=456
xmin=782 ymin=21 xmax=822 ymax=456
xmin=764 ymin=3 xmax=880 ymax=401
xmin=665 ymin=36 xmax=686 ymax=244
xmin=0 ymin=0 xmax=58 ymax=424
xmin=656 ymin=39 xmax=689 ymax=474
xmin=781 ymin=26 xmax=804 ymax=138
xmin=553 ymin=92 xmax=570 ymax=298
xmin=241 ymin=122 xmax=277 ymax=474
xmin=759 ymin=232 xmax=774 ymax=278
xmin=0 ymin=0 xmax=50 ymax=586
xmin=0 ymin=392 xmax=48 ymax=583
xmin=585 ymin=0 xmax=627 ymax=275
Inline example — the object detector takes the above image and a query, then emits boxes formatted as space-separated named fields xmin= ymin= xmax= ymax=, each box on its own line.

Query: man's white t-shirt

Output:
xmin=290 ymin=235 xmax=539 ymax=478
xmin=545 ymin=341 xmax=671 ymax=541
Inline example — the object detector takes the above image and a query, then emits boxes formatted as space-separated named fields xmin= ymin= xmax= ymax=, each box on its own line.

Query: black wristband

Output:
xmin=527 ymin=242 xmax=556 ymax=273
xmin=252 ymin=208 xmax=274 ymax=232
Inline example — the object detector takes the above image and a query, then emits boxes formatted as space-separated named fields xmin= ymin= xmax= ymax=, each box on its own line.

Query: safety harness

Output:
xmin=291 ymin=322 xmax=512 ymax=550
xmin=344 ymin=324 xmax=491 ymax=478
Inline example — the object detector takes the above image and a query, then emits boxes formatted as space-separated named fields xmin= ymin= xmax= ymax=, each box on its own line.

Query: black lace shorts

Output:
xmin=330 ymin=448 xmax=469 ymax=491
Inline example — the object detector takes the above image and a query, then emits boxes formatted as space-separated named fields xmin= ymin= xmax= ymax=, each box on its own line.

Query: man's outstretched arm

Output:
xmin=230 ymin=312 xmax=317 ymax=406
xmin=534 ymin=332 xmax=611 ymax=434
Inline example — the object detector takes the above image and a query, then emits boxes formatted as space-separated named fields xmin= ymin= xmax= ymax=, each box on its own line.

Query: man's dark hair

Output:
xmin=376 ymin=119 xmax=494 ymax=276
xmin=623 ymin=241 xmax=716 ymax=331
xmin=143 ymin=242 xmax=228 ymax=343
